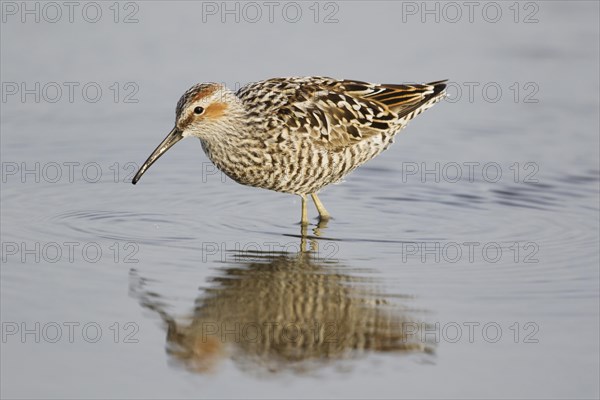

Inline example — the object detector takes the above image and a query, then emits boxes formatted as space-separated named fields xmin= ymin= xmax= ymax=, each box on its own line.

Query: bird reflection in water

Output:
xmin=131 ymin=223 xmax=434 ymax=374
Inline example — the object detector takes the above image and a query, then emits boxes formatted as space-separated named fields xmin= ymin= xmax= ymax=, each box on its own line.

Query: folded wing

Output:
xmin=237 ymin=77 xmax=446 ymax=151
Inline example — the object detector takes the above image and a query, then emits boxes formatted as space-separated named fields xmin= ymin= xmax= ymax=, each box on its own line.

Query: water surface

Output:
xmin=1 ymin=1 xmax=599 ymax=398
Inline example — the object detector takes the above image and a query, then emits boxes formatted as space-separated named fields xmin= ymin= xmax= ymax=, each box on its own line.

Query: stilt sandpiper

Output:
xmin=132 ymin=77 xmax=447 ymax=225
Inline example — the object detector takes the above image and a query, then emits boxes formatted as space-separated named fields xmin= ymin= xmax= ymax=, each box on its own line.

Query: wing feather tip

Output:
xmin=428 ymin=79 xmax=448 ymax=95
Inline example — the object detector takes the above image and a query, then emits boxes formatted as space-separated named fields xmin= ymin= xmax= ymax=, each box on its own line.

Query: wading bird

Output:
xmin=132 ymin=77 xmax=446 ymax=225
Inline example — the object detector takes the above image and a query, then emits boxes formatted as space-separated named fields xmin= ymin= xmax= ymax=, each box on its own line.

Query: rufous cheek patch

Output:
xmin=203 ymin=102 xmax=228 ymax=119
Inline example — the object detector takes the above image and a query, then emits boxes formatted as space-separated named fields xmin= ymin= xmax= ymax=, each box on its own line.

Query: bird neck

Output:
xmin=198 ymin=115 xmax=265 ymax=184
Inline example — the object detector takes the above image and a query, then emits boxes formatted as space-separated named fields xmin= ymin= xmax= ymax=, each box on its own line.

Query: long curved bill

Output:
xmin=132 ymin=127 xmax=183 ymax=184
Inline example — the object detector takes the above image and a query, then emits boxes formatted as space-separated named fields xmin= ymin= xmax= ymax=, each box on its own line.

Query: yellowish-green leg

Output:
xmin=300 ymin=194 xmax=308 ymax=226
xmin=310 ymin=193 xmax=331 ymax=221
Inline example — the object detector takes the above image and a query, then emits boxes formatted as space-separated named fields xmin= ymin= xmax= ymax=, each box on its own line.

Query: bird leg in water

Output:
xmin=311 ymin=193 xmax=331 ymax=221
xmin=300 ymin=194 xmax=308 ymax=226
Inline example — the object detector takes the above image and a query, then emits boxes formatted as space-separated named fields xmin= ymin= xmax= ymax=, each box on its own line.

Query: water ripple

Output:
xmin=44 ymin=210 xmax=199 ymax=244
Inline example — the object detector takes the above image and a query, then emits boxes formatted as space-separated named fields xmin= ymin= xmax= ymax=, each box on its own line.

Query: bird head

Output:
xmin=132 ymin=83 xmax=240 ymax=184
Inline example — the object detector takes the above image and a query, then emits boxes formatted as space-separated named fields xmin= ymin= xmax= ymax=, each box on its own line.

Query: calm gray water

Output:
xmin=1 ymin=1 xmax=599 ymax=398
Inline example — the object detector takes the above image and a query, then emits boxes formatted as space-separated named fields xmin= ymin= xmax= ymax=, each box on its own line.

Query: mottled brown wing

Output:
xmin=238 ymin=77 xmax=446 ymax=151
xmin=345 ymin=80 xmax=448 ymax=118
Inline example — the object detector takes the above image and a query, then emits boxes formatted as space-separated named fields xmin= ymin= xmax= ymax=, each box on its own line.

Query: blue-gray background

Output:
xmin=1 ymin=1 xmax=599 ymax=398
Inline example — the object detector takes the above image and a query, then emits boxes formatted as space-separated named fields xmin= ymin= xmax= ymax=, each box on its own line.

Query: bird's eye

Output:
xmin=194 ymin=106 xmax=204 ymax=115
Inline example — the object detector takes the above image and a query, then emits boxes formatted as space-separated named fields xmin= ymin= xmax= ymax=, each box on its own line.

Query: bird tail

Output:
xmin=395 ymin=79 xmax=447 ymax=122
